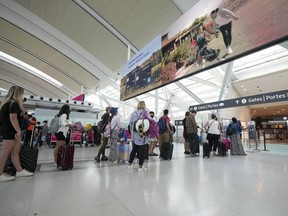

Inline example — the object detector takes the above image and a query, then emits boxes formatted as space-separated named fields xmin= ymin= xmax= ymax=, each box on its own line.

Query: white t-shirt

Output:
xmin=207 ymin=120 xmax=220 ymax=135
xmin=57 ymin=113 xmax=71 ymax=137
xmin=111 ymin=114 xmax=124 ymax=131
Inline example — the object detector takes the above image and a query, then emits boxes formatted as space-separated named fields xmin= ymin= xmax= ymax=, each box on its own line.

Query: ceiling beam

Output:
xmin=218 ymin=61 xmax=234 ymax=101
xmin=73 ymin=0 xmax=138 ymax=54
xmin=175 ymin=82 xmax=204 ymax=104
xmin=187 ymin=76 xmax=219 ymax=88
xmin=0 ymin=0 xmax=115 ymax=89
xmin=0 ymin=74 xmax=40 ymax=95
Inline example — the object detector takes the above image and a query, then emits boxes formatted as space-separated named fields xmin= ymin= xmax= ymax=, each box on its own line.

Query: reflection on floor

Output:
xmin=0 ymin=142 xmax=288 ymax=216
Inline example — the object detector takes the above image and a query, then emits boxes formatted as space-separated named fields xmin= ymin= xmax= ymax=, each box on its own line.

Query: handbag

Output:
xmin=205 ymin=120 xmax=215 ymax=140
xmin=226 ymin=125 xmax=235 ymax=136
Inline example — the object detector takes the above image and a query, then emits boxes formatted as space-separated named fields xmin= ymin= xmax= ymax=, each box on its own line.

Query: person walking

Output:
xmin=183 ymin=111 xmax=190 ymax=154
xmin=108 ymin=107 xmax=125 ymax=163
xmin=227 ymin=117 xmax=246 ymax=156
xmin=41 ymin=120 xmax=48 ymax=146
xmin=95 ymin=106 xmax=110 ymax=162
xmin=0 ymin=86 xmax=33 ymax=182
xmin=204 ymin=114 xmax=221 ymax=156
xmin=210 ymin=8 xmax=239 ymax=54
xmin=148 ymin=111 xmax=158 ymax=156
xmin=158 ymin=109 xmax=172 ymax=152
xmin=53 ymin=104 xmax=73 ymax=165
xmin=128 ymin=101 xmax=153 ymax=171
xmin=186 ymin=110 xmax=199 ymax=156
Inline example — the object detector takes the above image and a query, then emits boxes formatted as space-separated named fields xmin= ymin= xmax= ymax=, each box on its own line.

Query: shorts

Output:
xmin=55 ymin=132 xmax=65 ymax=141
xmin=0 ymin=125 xmax=17 ymax=140
xmin=0 ymin=130 xmax=17 ymax=140
xmin=149 ymin=137 xmax=158 ymax=142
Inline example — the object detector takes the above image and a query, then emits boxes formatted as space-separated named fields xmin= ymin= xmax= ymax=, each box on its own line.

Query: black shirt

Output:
xmin=0 ymin=101 xmax=23 ymax=132
xmin=101 ymin=112 xmax=110 ymax=124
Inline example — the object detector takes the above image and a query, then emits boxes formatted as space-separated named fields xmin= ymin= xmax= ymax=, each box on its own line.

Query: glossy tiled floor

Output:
xmin=0 ymin=141 xmax=288 ymax=216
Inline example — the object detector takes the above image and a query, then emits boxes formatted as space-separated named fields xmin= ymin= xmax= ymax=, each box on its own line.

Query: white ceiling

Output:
xmin=0 ymin=0 xmax=288 ymax=120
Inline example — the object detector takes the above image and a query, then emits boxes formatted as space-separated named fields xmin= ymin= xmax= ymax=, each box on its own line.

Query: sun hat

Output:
xmin=110 ymin=107 xmax=118 ymax=115
xmin=135 ymin=119 xmax=150 ymax=138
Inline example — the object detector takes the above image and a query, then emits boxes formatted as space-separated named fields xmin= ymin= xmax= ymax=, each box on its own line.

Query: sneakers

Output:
xmin=94 ymin=156 xmax=100 ymax=162
xmin=138 ymin=166 xmax=147 ymax=171
xmin=227 ymin=46 xmax=233 ymax=54
xmin=108 ymin=160 xmax=117 ymax=164
xmin=0 ymin=173 xmax=15 ymax=182
xmin=127 ymin=164 xmax=132 ymax=169
xmin=16 ymin=169 xmax=33 ymax=178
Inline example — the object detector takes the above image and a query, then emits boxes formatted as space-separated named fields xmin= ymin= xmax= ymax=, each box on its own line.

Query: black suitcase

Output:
xmin=19 ymin=145 xmax=39 ymax=172
xmin=218 ymin=142 xmax=227 ymax=157
xmin=203 ymin=142 xmax=210 ymax=158
xmin=160 ymin=142 xmax=174 ymax=160
xmin=4 ymin=127 xmax=39 ymax=175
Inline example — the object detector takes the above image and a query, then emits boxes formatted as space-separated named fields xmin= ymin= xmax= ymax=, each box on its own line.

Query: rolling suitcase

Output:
xmin=117 ymin=141 xmax=131 ymax=163
xmin=5 ymin=126 xmax=39 ymax=175
xmin=160 ymin=142 xmax=174 ymax=160
xmin=203 ymin=142 xmax=210 ymax=158
xmin=218 ymin=142 xmax=227 ymax=157
xmin=222 ymin=138 xmax=230 ymax=150
xmin=57 ymin=144 xmax=75 ymax=170
xmin=19 ymin=145 xmax=39 ymax=173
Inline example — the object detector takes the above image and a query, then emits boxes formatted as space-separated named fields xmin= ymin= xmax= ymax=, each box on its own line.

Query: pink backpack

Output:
xmin=147 ymin=118 xmax=159 ymax=138
xmin=103 ymin=122 xmax=111 ymax=138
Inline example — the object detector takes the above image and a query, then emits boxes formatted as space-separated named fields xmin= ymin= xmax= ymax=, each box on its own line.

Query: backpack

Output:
xmin=21 ymin=118 xmax=30 ymax=131
xmin=103 ymin=122 xmax=111 ymax=138
xmin=147 ymin=119 xmax=159 ymax=138
xmin=226 ymin=125 xmax=235 ymax=136
xmin=157 ymin=117 xmax=167 ymax=134
xmin=48 ymin=116 xmax=61 ymax=133
xmin=170 ymin=124 xmax=176 ymax=134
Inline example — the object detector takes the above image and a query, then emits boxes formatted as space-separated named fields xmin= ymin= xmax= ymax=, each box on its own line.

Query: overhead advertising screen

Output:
xmin=120 ymin=0 xmax=288 ymax=101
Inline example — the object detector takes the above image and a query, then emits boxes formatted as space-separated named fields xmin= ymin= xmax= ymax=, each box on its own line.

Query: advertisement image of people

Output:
xmin=120 ymin=0 xmax=288 ymax=101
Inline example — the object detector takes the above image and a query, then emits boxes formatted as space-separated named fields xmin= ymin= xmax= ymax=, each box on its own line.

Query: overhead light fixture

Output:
xmin=0 ymin=51 xmax=63 ymax=88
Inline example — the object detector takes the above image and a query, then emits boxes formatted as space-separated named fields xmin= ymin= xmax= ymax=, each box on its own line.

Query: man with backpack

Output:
xmin=95 ymin=106 xmax=110 ymax=162
xmin=158 ymin=109 xmax=172 ymax=151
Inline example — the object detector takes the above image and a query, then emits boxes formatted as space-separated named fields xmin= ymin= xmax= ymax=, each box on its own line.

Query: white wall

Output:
xmin=34 ymin=108 xmax=98 ymax=126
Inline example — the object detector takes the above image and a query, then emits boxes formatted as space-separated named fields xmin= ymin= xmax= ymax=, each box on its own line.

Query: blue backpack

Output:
xmin=157 ymin=117 xmax=166 ymax=134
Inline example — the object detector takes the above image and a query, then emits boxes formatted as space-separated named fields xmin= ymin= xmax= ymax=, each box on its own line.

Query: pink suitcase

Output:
xmin=222 ymin=138 xmax=230 ymax=150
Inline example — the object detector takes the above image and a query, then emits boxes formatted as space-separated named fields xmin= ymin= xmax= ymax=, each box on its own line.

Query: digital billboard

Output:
xmin=120 ymin=0 xmax=288 ymax=101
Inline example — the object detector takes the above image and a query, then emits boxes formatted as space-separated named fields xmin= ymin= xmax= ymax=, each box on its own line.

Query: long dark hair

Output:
xmin=57 ymin=104 xmax=70 ymax=119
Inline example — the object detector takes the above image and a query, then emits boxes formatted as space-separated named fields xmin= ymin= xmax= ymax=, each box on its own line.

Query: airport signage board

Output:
xmin=189 ymin=89 xmax=288 ymax=112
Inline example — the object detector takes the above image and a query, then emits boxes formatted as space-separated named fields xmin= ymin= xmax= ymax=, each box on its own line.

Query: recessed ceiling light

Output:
xmin=264 ymin=107 xmax=267 ymax=109
xmin=273 ymin=113 xmax=276 ymax=115
xmin=282 ymin=109 xmax=286 ymax=111
xmin=277 ymin=111 xmax=280 ymax=113
xmin=241 ymin=85 xmax=244 ymax=88
xmin=244 ymin=88 xmax=247 ymax=91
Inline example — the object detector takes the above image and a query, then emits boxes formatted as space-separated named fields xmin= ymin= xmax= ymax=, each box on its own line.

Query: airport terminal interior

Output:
xmin=0 ymin=0 xmax=288 ymax=216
